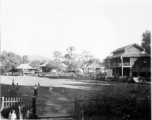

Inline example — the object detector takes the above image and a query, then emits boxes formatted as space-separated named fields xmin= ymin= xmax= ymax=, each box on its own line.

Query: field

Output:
xmin=1 ymin=76 xmax=151 ymax=119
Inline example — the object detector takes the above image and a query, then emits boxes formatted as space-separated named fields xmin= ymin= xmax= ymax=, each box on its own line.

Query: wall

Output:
xmin=126 ymin=45 xmax=142 ymax=53
xmin=130 ymin=58 xmax=137 ymax=67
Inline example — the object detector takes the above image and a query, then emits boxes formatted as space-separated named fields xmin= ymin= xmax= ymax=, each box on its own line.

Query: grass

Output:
xmin=1 ymin=79 xmax=151 ymax=119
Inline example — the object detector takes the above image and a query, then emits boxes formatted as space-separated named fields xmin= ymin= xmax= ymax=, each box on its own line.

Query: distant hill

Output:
xmin=28 ymin=55 xmax=52 ymax=62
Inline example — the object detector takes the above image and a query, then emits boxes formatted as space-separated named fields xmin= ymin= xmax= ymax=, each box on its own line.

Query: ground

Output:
xmin=1 ymin=76 xmax=151 ymax=120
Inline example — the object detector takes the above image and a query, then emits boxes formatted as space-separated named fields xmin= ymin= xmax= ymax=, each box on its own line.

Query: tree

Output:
xmin=53 ymin=51 xmax=62 ymax=61
xmin=22 ymin=55 xmax=29 ymax=63
xmin=31 ymin=60 xmax=41 ymax=70
xmin=67 ymin=46 xmax=76 ymax=60
xmin=0 ymin=51 xmax=22 ymax=75
xmin=141 ymin=30 xmax=151 ymax=54
xmin=81 ymin=50 xmax=94 ymax=64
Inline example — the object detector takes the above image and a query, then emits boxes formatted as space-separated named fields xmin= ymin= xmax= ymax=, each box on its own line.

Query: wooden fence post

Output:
xmin=32 ymin=96 xmax=36 ymax=119
xmin=19 ymin=105 xmax=23 ymax=120
xmin=0 ymin=97 xmax=4 ymax=111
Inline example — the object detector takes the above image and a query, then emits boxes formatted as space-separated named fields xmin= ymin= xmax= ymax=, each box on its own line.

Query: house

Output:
xmin=105 ymin=43 xmax=151 ymax=78
xmin=85 ymin=62 xmax=104 ymax=74
xmin=15 ymin=63 xmax=37 ymax=75
xmin=39 ymin=61 xmax=50 ymax=72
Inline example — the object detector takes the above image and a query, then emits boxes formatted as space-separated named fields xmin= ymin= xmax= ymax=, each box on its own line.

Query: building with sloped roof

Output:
xmin=15 ymin=63 xmax=37 ymax=75
xmin=105 ymin=43 xmax=150 ymax=78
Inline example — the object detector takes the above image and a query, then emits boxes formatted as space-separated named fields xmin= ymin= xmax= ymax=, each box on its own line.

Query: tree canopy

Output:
xmin=141 ymin=30 xmax=151 ymax=54
xmin=53 ymin=51 xmax=62 ymax=61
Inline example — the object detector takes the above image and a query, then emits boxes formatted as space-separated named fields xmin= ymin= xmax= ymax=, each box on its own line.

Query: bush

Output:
xmin=78 ymin=92 xmax=151 ymax=120
xmin=1 ymin=103 xmax=20 ymax=119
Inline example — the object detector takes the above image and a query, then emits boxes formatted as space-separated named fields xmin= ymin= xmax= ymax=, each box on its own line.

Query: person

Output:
xmin=38 ymin=83 xmax=40 ymax=87
xmin=16 ymin=83 xmax=18 ymax=90
xmin=34 ymin=85 xmax=38 ymax=96
xmin=8 ymin=110 xmax=12 ymax=120
xmin=12 ymin=79 xmax=14 ymax=86
xmin=11 ymin=110 xmax=17 ymax=120
xmin=49 ymin=86 xmax=53 ymax=94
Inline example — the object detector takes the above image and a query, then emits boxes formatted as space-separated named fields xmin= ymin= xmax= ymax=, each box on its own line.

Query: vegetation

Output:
xmin=1 ymin=80 xmax=150 ymax=120
xmin=0 ymin=51 xmax=28 ymax=75
xmin=76 ymin=84 xmax=151 ymax=120
xmin=141 ymin=30 xmax=151 ymax=54
xmin=1 ymin=30 xmax=150 ymax=76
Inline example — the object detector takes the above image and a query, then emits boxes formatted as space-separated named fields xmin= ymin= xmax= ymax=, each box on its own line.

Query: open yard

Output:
xmin=1 ymin=76 xmax=151 ymax=119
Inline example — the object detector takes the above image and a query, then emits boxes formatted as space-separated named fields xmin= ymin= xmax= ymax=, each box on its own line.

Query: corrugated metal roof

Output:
xmin=105 ymin=52 xmax=150 ymax=59
xmin=40 ymin=61 xmax=50 ymax=67
xmin=112 ymin=43 xmax=144 ymax=53
xmin=122 ymin=53 xmax=150 ymax=57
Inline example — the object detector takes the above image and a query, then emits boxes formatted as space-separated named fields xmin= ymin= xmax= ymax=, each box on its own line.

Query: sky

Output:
xmin=1 ymin=0 xmax=152 ymax=61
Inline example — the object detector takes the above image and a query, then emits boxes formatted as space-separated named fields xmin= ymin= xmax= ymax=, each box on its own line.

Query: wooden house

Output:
xmin=105 ymin=43 xmax=150 ymax=78
xmin=85 ymin=62 xmax=104 ymax=74
xmin=16 ymin=63 xmax=36 ymax=75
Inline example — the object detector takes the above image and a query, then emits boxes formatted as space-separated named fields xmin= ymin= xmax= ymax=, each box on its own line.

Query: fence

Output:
xmin=75 ymin=97 xmax=109 ymax=120
xmin=1 ymin=96 xmax=36 ymax=119
xmin=75 ymin=96 xmax=151 ymax=120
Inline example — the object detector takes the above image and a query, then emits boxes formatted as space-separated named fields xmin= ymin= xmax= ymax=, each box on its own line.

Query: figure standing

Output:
xmin=12 ymin=79 xmax=14 ymax=86
xmin=34 ymin=85 xmax=38 ymax=96
xmin=8 ymin=110 xmax=12 ymax=120
xmin=49 ymin=86 xmax=53 ymax=94
xmin=16 ymin=83 xmax=18 ymax=90
xmin=38 ymin=83 xmax=40 ymax=87
xmin=11 ymin=110 xmax=17 ymax=120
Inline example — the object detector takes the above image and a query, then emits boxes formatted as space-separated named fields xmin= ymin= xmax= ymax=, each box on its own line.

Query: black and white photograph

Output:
xmin=0 ymin=0 xmax=151 ymax=120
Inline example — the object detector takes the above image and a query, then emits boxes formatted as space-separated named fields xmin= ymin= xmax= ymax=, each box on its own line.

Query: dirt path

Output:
xmin=36 ymin=86 xmax=75 ymax=117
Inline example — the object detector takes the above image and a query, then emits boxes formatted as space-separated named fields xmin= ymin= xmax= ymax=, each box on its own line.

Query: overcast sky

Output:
xmin=1 ymin=0 xmax=152 ymax=61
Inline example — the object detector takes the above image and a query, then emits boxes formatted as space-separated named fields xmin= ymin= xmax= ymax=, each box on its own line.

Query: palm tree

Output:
xmin=67 ymin=46 xmax=76 ymax=59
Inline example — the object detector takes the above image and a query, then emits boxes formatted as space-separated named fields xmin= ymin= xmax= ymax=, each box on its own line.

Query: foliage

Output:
xmin=1 ymin=102 xmax=20 ymax=119
xmin=22 ymin=55 xmax=29 ymax=64
xmin=1 ymin=46 xmax=99 ymax=75
xmin=31 ymin=60 xmax=41 ymax=69
xmin=81 ymin=50 xmax=94 ymax=63
xmin=0 ymin=51 xmax=22 ymax=75
xmin=67 ymin=46 xmax=76 ymax=59
xmin=0 ymin=51 xmax=30 ymax=75
xmin=53 ymin=51 xmax=62 ymax=61
xmin=141 ymin=30 xmax=151 ymax=54
xmin=46 ymin=61 xmax=64 ymax=71
xmin=77 ymin=85 xmax=151 ymax=120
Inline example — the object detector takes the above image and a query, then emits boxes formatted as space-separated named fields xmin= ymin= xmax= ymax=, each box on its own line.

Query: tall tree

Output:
xmin=22 ymin=55 xmax=29 ymax=63
xmin=81 ymin=50 xmax=94 ymax=63
xmin=67 ymin=46 xmax=76 ymax=59
xmin=141 ymin=30 xmax=151 ymax=54
xmin=0 ymin=51 xmax=22 ymax=75
xmin=53 ymin=51 xmax=62 ymax=61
